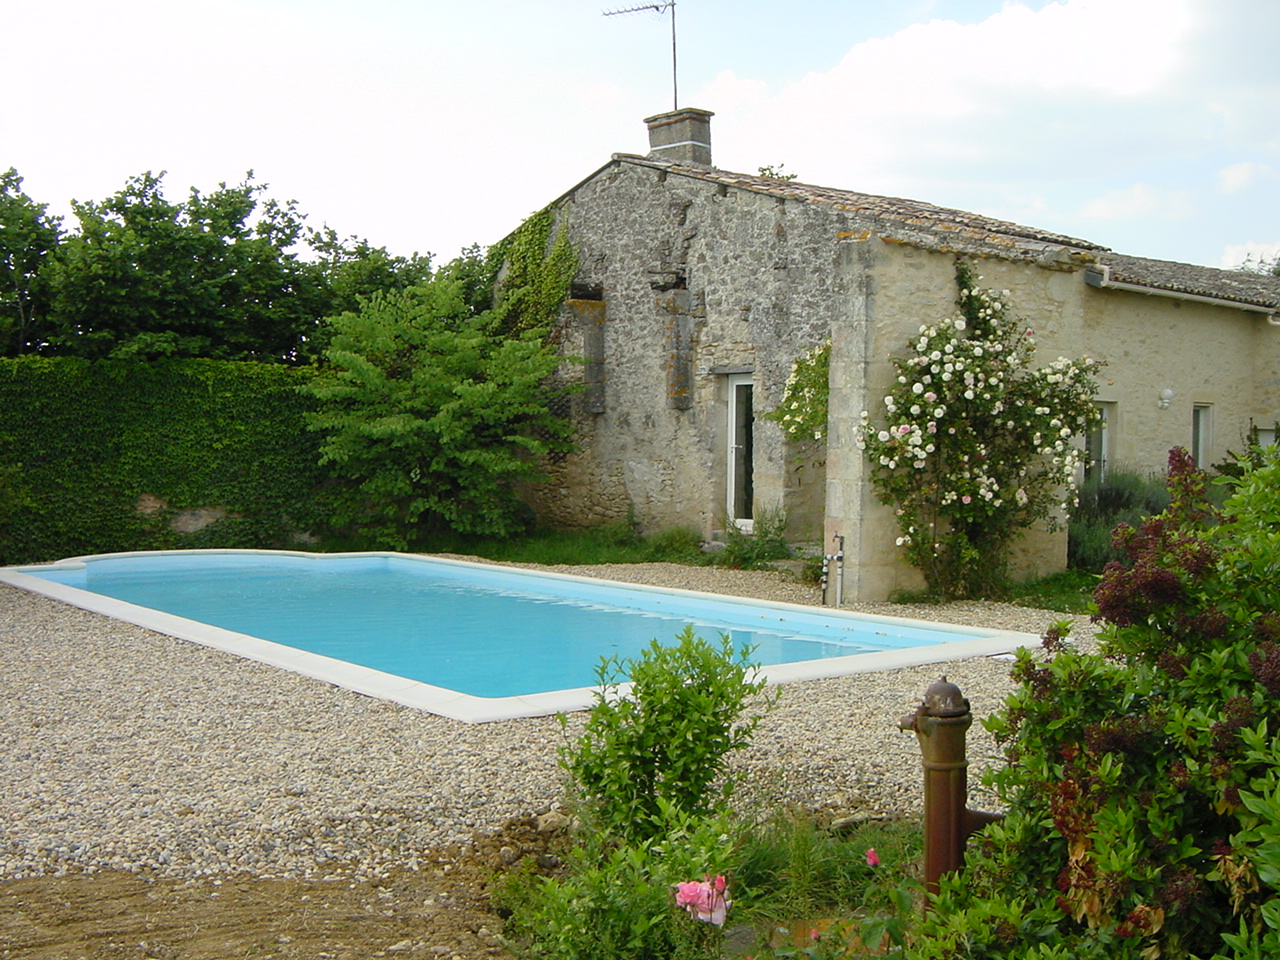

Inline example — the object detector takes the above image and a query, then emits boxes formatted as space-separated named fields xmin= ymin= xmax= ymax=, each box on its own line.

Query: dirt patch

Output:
xmin=0 ymin=818 xmax=560 ymax=960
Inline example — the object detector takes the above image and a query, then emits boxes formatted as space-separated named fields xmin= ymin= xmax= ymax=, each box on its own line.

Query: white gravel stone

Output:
xmin=0 ymin=562 xmax=1099 ymax=880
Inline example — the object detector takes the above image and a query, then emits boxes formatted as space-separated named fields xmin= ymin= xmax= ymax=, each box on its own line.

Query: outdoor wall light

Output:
xmin=1158 ymin=388 xmax=1175 ymax=409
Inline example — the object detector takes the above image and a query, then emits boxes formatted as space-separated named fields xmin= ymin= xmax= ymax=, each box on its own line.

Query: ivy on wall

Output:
xmin=0 ymin=357 xmax=325 ymax=564
xmin=487 ymin=205 xmax=578 ymax=335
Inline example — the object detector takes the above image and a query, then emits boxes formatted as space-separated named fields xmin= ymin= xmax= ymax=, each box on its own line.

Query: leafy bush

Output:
xmin=501 ymin=631 xmax=777 ymax=959
xmin=559 ymin=626 xmax=777 ymax=844
xmin=854 ymin=262 xmax=1101 ymax=599
xmin=908 ymin=447 xmax=1280 ymax=958
xmin=713 ymin=506 xmax=792 ymax=570
xmin=498 ymin=808 xmax=740 ymax=960
xmin=1067 ymin=466 xmax=1170 ymax=572
xmin=304 ymin=279 xmax=575 ymax=548
xmin=1212 ymin=421 xmax=1279 ymax=481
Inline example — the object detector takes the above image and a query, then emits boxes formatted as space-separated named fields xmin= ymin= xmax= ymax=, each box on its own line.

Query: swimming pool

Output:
xmin=1 ymin=550 xmax=1037 ymax=722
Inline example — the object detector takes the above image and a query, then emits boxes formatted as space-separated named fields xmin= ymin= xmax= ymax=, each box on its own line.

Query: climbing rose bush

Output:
xmin=769 ymin=339 xmax=830 ymax=442
xmin=854 ymin=262 xmax=1101 ymax=598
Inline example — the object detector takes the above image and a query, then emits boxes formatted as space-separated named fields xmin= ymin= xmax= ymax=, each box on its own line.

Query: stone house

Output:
xmin=521 ymin=108 xmax=1280 ymax=600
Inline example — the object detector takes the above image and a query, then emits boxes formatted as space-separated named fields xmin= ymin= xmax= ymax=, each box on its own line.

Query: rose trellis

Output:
xmin=774 ymin=261 xmax=1101 ymax=598
xmin=859 ymin=263 xmax=1101 ymax=597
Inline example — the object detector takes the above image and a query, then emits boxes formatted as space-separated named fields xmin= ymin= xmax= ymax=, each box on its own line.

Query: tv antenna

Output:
xmin=603 ymin=2 xmax=679 ymax=111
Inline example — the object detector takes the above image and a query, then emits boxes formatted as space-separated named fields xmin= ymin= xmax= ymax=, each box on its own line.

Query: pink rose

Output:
xmin=866 ymin=848 xmax=880 ymax=867
xmin=675 ymin=876 xmax=731 ymax=926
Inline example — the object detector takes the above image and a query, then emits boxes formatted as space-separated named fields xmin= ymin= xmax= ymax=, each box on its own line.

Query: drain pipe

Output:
xmin=899 ymin=678 xmax=1003 ymax=898
xmin=831 ymin=534 xmax=845 ymax=608
xmin=819 ymin=534 xmax=845 ymax=607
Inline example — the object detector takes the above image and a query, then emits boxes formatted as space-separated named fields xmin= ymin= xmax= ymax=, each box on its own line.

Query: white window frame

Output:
xmin=726 ymin=373 xmax=754 ymax=532
xmin=1192 ymin=404 xmax=1213 ymax=468
xmin=1085 ymin=401 xmax=1115 ymax=481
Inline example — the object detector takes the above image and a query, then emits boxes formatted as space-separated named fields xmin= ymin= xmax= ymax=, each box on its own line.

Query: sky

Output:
xmin=5 ymin=0 xmax=1278 ymax=271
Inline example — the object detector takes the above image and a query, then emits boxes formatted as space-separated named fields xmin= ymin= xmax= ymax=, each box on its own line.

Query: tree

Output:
xmin=853 ymin=262 xmax=1101 ymax=598
xmin=303 ymin=275 xmax=575 ymax=548
xmin=1240 ymin=251 xmax=1280 ymax=276
xmin=0 ymin=168 xmax=62 ymax=356
xmin=44 ymin=172 xmax=324 ymax=361
xmin=305 ymin=227 xmax=434 ymax=313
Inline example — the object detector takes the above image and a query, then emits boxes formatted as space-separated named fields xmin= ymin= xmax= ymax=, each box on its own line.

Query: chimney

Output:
xmin=644 ymin=108 xmax=714 ymax=166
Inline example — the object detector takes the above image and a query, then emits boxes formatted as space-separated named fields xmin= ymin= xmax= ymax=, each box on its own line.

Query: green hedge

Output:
xmin=0 ymin=357 xmax=326 ymax=564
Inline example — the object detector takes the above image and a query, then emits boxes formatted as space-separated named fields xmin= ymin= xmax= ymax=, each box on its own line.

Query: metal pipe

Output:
xmin=899 ymin=677 xmax=1002 ymax=898
xmin=832 ymin=534 xmax=845 ymax=607
xmin=1084 ymin=264 xmax=1278 ymax=321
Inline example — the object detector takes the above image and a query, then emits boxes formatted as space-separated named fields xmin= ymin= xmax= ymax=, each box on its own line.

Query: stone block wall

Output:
xmin=522 ymin=160 xmax=851 ymax=537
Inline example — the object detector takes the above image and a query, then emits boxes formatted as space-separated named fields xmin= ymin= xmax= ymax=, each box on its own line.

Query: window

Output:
xmin=1191 ymin=404 xmax=1213 ymax=468
xmin=1085 ymin=402 xmax=1114 ymax=481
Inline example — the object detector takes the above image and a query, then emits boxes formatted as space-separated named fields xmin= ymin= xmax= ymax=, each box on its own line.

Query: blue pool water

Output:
xmin=16 ymin=552 xmax=987 ymax=699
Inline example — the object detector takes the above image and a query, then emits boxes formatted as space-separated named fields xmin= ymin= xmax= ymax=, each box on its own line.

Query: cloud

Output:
xmin=1077 ymin=184 xmax=1197 ymax=222
xmin=691 ymin=0 xmax=1280 ymax=265
xmin=705 ymin=0 xmax=1199 ymax=178
xmin=697 ymin=70 xmax=771 ymax=115
xmin=1217 ymin=162 xmax=1274 ymax=194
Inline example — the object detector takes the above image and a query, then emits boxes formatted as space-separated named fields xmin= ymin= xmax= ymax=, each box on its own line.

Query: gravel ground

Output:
xmin=1 ymin=561 xmax=1099 ymax=882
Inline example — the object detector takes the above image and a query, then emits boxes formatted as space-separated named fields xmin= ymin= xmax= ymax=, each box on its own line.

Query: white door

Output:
xmin=727 ymin=374 xmax=754 ymax=532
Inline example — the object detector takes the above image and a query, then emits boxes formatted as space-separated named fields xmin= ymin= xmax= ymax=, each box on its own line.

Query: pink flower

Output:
xmin=866 ymin=848 xmax=880 ymax=867
xmin=675 ymin=875 xmax=731 ymax=926
xmin=961 ymin=495 xmax=971 ymax=504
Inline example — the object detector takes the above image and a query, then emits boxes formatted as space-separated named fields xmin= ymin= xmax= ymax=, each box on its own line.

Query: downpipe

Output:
xmin=820 ymin=534 xmax=845 ymax=607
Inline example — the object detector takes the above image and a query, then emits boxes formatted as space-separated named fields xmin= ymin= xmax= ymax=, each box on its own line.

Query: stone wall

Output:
xmin=523 ymin=160 xmax=853 ymax=539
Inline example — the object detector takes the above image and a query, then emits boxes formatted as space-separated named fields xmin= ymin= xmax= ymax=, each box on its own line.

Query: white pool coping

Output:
xmin=0 ymin=549 xmax=1041 ymax=723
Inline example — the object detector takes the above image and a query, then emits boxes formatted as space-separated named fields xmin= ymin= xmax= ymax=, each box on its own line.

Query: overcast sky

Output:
xmin=6 ymin=0 xmax=1277 ymax=270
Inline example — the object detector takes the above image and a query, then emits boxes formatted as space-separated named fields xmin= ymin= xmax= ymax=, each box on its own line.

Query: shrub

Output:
xmin=303 ymin=279 xmax=574 ymax=548
xmin=1067 ymin=466 xmax=1169 ymax=572
xmin=713 ymin=506 xmax=792 ymax=570
xmin=559 ymin=626 xmax=777 ymax=844
xmin=0 ymin=357 xmax=324 ymax=564
xmin=909 ymin=447 xmax=1280 ymax=958
xmin=853 ymin=263 xmax=1101 ymax=599
xmin=503 ymin=631 xmax=777 ymax=959
xmin=498 ymin=808 xmax=740 ymax=960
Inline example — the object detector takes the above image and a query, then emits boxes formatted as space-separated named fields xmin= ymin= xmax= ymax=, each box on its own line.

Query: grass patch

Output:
xmin=418 ymin=522 xmax=706 ymax=566
xmin=733 ymin=810 xmax=922 ymax=926
xmin=1007 ymin=569 xmax=1098 ymax=614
